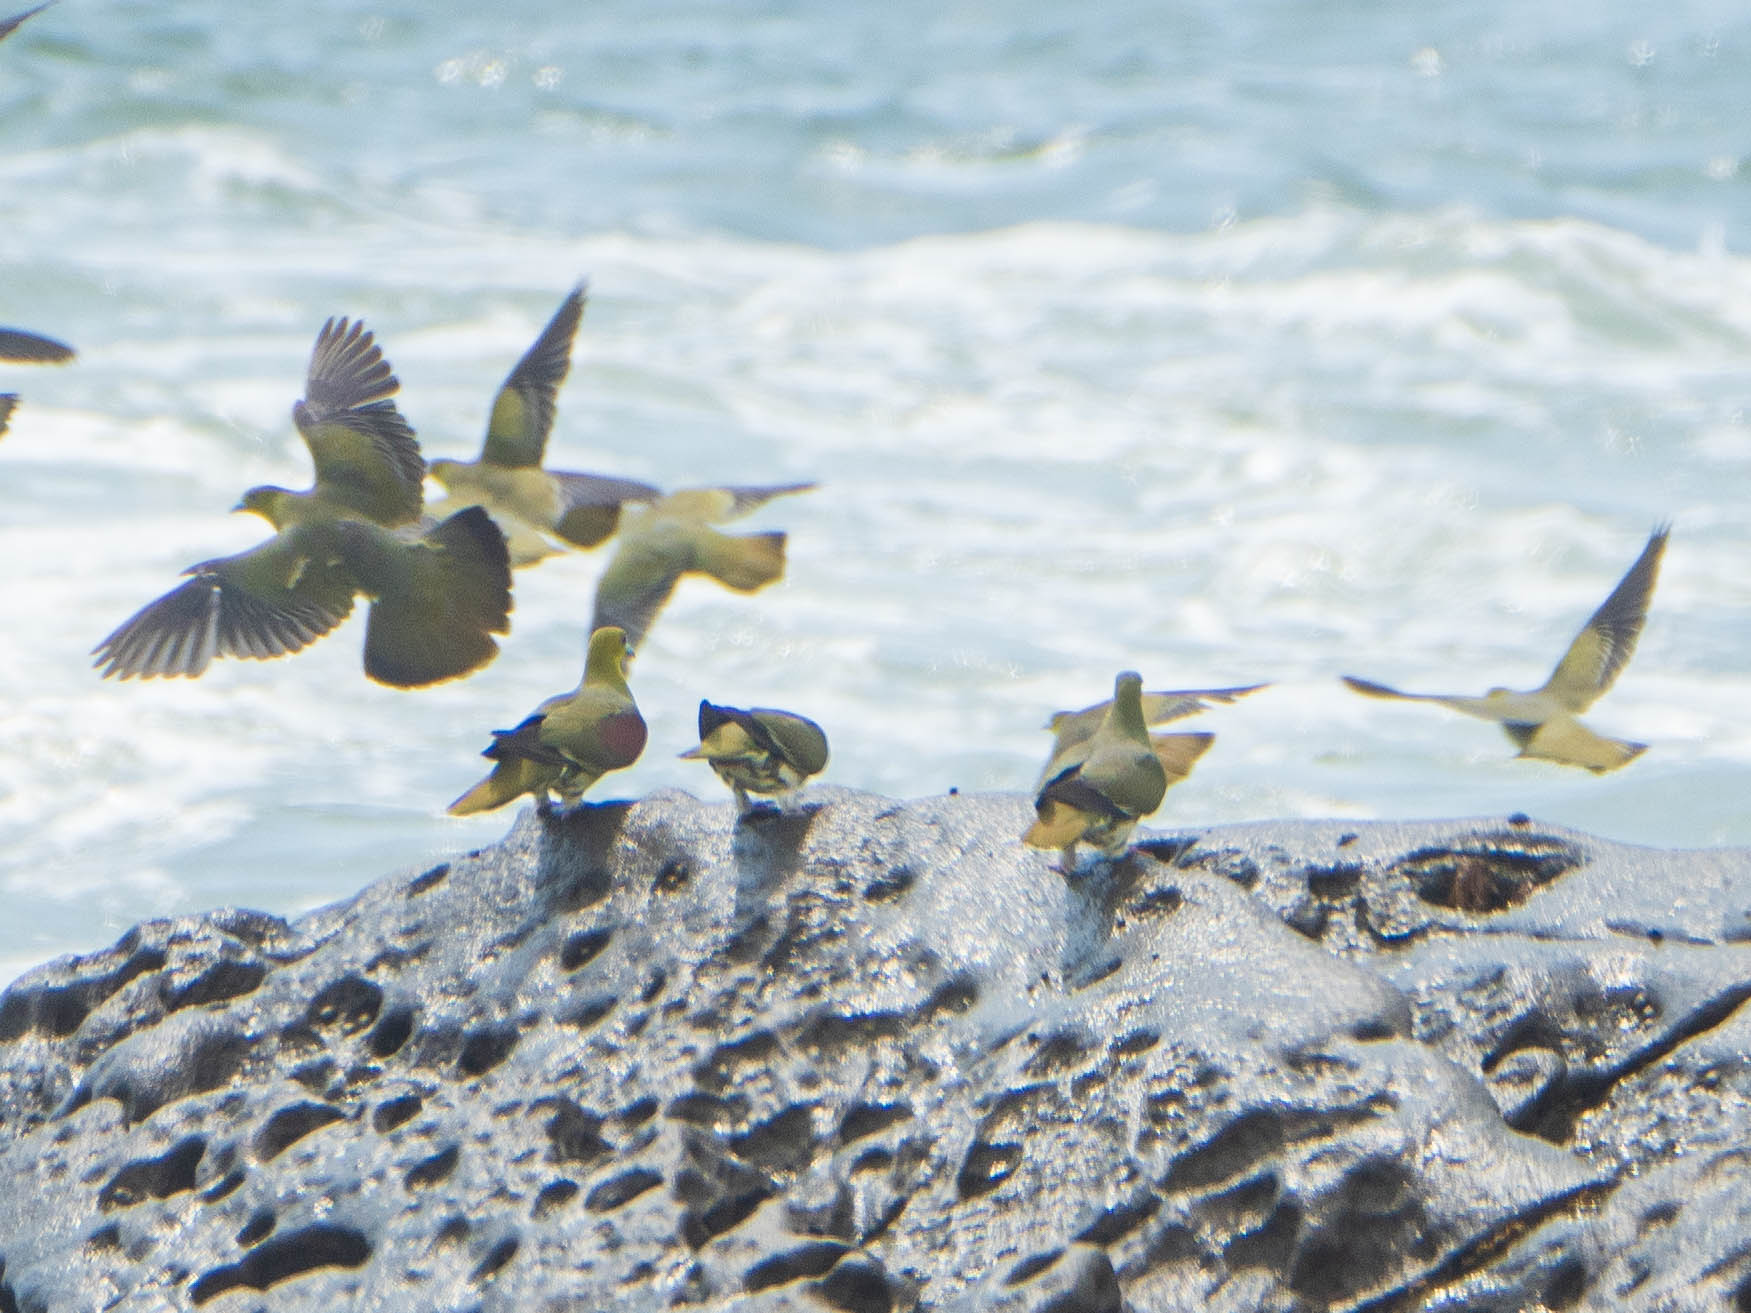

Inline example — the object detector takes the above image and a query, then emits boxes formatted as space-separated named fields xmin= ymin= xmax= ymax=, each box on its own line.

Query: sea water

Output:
xmin=3 ymin=0 xmax=1750 ymax=978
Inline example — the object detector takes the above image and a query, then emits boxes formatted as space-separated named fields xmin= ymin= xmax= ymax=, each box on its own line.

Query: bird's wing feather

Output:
xmin=547 ymin=470 xmax=663 ymax=549
xmin=92 ymin=537 xmax=357 ymax=680
xmin=1541 ymin=525 xmax=1669 ymax=712
xmin=294 ymin=317 xmax=425 ymax=524
xmin=480 ymin=286 xmax=586 ymax=468
xmin=0 ymin=326 xmax=73 ymax=362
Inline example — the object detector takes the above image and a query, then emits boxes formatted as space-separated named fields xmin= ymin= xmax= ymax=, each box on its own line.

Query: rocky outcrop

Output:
xmin=1 ymin=788 xmax=1749 ymax=1311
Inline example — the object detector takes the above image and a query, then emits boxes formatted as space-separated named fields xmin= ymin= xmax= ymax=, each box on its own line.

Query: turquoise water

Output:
xmin=4 ymin=0 xmax=1751 ymax=976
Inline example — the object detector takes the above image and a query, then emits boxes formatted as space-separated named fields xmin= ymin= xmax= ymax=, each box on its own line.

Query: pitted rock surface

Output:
xmin=0 ymin=789 xmax=1748 ymax=1311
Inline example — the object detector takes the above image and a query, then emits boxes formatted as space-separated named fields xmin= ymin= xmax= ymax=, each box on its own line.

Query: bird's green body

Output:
xmin=1026 ymin=672 xmax=1173 ymax=870
xmin=449 ymin=626 xmax=647 ymax=815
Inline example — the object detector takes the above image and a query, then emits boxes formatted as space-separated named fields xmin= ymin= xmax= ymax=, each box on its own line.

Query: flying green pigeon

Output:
xmin=449 ymin=625 xmax=647 ymax=815
xmin=1342 ymin=524 xmax=1669 ymax=772
xmin=590 ymin=482 xmax=815 ymax=653
xmin=94 ymin=319 xmax=512 ymax=687
xmin=425 ymin=285 xmax=660 ymax=564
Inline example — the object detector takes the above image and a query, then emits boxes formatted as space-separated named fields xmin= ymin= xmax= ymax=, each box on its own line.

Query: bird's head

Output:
xmin=584 ymin=625 xmax=634 ymax=685
xmin=235 ymin=485 xmax=295 ymax=527
xmin=427 ymin=457 xmax=459 ymax=487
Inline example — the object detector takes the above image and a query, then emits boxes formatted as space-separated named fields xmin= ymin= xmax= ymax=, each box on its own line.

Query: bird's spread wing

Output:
xmin=1541 ymin=525 xmax=1669 ymax=712
xmin=92 ymin=536 xmax=357 ymax=680
xmin=589 ymin=532 xmax=692 ymax=653
xmin=1149 ymin=731 xmax=1214 ymax=784
xmin=1047 ymin=682 xmax=1266 ymax=747
xmin=713 ymin=482 xmax=818 ymax=522
xmin=480 ymin=286 xmax=585 ymax=468
xmin=1341 ymin=675 xmax=1449 ymax=701
xmin=0 ymin=326 xmax=74 ymax=362
xmin=293 ymin=317 xmax=425 ymax=524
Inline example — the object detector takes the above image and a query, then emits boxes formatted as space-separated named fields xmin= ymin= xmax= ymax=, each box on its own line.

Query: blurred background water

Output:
xmin=3 ymin=0 xmax=1750 ymax=979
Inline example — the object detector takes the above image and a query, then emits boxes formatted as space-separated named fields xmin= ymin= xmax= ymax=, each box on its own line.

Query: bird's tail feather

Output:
xmin=697 ymin=529 xmax=787 ymax=592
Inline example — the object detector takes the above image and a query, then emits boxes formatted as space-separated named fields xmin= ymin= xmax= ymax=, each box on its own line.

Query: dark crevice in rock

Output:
xmin=306 ymin=976 xmax=383 ymax=1034
xmin=457 ymin=1023 xmax=520 ymax=1076
xmin=957 ymin=1140 xmax=1022 ymax=1200
xmin=560 ymin=927 xmax=612 ymax=971
xmin=404 ymin=863 xmax=449 ymax=896
xmin=532 ymin=1179 xmax=580 ymax=1219
xmin=403 ymin=1143 xmax=459 ymax=1190
xmin=99 ymin=1135 xmax=206 ymax=1210
xmin=235 ymin=1209 xmax=275 ymax=1247
xmin=371 ymin=1093 xmax=422 ymax=1133
xmin=470 ymin=1234 xmax=518 ymax=1283
xmin=188 ymin=1224 xmax=370 ymax=1304
xmin=366 ymin=1005 xmax=415 ymax=1058
xmin=1391 ymin=834 xmax=1582 ymax=914
xmin=744 ymin=1242 xmax=849 ymax=1292
xmin=585 ymin=1167 xmax=661 ymax=1211
xmin=1509 ymin=981 xmax=1751 ymax=1143
xmin=839 ymin=1102 xmax=913 ymax=1144
xmin=1350 ymin=1181 xmax=1618 ymax=1313
xmin=254 ymin=1103 xmax=346 ymax=1160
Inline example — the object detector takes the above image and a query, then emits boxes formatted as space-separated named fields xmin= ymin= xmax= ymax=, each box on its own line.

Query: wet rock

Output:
xmin=0 ymin=790 xmax=1746 ymax=1310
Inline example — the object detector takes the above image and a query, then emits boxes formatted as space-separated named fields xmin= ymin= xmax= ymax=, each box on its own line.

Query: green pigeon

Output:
xmin=426 ymin=285 xmax=660 ymax=565
xmin=679 ymin=700 xmax=829 ymax=813
xmin=1024 ymin=671 xmax=1172 ymax=870
xmin=94 ymin=319 xmax=512 ymax=687
xmin=590 ymin=482 xmax=815 ymax=654
xmin=1045 ymin=681 xmax=1266 ymax=757
xmin=449 ymin=625 xmax=647 ymax=815
xmin=0 ymin=327 xmax=75 ymax=439
xmin=1342 ymin=524 xmax=1669 ymax=772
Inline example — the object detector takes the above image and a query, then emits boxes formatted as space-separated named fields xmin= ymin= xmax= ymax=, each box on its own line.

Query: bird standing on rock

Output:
xmin=590 ymin=482 xmax=815 ymax=654
xmin=680 ymin=700 xmax=829 ymax=814
xmin=93 ymin=318 xmax=513 ymax=687
xmin=1341 ymin=524 xmax=1669 ymax=772
xmin=426 ymin=285 xmax=660 ymax=565
xmin=1024 ymin=671 xmax=1170 ymax=871
xmin=449 ymin=625 xmax=647 ymax=815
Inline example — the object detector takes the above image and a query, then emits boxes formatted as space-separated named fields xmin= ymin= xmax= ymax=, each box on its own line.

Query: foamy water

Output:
xmin=3 ymin=0 xmax=1750 ymax=977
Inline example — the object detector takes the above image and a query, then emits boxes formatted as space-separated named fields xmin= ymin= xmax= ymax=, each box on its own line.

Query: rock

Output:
xmin=0 ymin=789 xmax=1748 ymax=1310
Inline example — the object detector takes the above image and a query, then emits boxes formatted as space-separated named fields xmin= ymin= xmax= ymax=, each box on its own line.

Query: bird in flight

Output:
xmin=94 ymin=318 xmax=512 ymax=687
xmin=589 ymin=482 xmax=815 ymax=655
xmin=1342 ymin=525 xmax=1669 ymax=772
xmin=425 ymin=285 xmax=660 ymax=565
